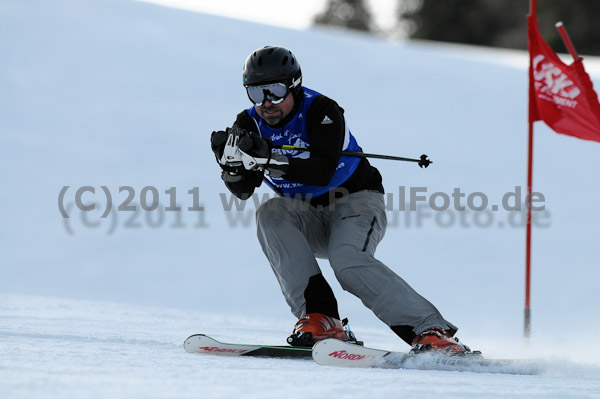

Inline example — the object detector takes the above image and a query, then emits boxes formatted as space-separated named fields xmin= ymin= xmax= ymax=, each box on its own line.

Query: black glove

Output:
xmin=211 ymin=127 xmax=251 ymax=182
xmin=238 ymin=131 xmax=271 ymax=158
xmin=210 ymin=130 xmax=228 ymax=162
xmin=238 ymin=131 xmax=289 ymax=178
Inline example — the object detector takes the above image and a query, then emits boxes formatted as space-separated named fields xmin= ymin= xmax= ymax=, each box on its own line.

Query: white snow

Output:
xmin=1 ymin=0 xmax=600 ymax=398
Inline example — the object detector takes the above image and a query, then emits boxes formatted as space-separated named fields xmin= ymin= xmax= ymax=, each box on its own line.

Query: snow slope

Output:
xmin=1 ymin=0 xmax=600 ymax=397
xmin=2 ymin=294 xmax=600 ymax=399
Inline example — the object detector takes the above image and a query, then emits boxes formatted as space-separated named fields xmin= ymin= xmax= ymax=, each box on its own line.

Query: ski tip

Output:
xmin=312 ymin=338 xmax=383 ymax=368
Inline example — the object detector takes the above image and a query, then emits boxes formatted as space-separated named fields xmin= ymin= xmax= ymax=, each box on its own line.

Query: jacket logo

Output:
xmin=321 ymin=115 xmax=333 ymax=125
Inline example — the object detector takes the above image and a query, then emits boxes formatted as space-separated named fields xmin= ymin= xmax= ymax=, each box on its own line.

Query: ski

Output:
xmin=184 ymin=334 xmax=312 ymax=359
xmin=312 ymin=338 xmax=539 ymax=375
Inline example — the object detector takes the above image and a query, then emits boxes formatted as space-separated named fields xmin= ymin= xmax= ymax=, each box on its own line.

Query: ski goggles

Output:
xmin=245 ymin=78 xmax=300 ymax=106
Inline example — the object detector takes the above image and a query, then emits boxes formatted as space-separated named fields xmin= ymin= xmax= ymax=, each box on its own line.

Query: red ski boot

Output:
xmin=287 ymin=313 xmax=351 ymax=347
xmin=411 ymin=327 xmax=471 ymax=355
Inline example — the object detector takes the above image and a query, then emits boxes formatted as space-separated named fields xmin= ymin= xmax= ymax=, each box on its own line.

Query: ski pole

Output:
xmin=272 ymin=144 xmax=432 ymax=168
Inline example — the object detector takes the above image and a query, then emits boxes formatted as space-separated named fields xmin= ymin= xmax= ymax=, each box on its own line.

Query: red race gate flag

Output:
xmin=524 ymin=5 xmax=600 ymax=340
xmin=528 ymin=15 xmax=600 ymax=142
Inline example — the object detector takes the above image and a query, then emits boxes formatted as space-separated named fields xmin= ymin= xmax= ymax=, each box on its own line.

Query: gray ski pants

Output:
xmin=255 ymin=190 xmax=457 ymax=338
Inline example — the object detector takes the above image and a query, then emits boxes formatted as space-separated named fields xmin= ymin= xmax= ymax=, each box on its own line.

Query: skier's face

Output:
xmin=254 ymin=92 xmax=294 ymax=126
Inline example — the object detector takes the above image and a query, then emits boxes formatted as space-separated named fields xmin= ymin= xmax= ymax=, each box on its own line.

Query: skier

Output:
xmin=210 ymin=45 xmax=471 ymax=354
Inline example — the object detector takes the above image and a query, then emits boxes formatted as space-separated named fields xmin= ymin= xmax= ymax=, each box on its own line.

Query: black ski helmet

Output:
xmin=243 ymin=46 xmax=302 ymax=89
